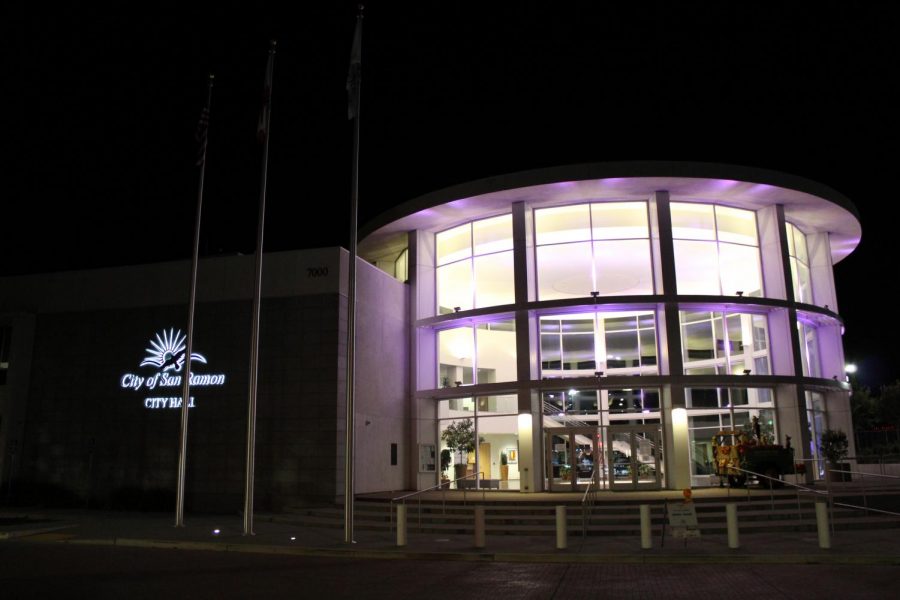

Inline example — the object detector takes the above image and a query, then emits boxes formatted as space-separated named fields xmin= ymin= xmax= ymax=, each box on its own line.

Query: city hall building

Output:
xmin=0 ymin=162 xmax=859 ymax=509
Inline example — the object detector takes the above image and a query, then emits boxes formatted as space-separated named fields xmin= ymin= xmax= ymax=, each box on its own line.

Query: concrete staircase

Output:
xmin=279 ymin=487 xmax=900 ymax=537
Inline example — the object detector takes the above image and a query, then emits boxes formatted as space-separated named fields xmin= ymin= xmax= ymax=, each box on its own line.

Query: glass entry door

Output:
xmin=546 ymin=427 xmax=604 ymax=492
xmin=608 ymin=425 xmax=662 ymax=491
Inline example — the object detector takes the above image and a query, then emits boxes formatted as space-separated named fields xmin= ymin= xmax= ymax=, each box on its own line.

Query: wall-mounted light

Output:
xmin=454 ymin=306 xmax=461 ymax=313
xmin=594 ymin=371 xmax=604 ymax=378
xmin=742 ymin=369 xmax=751 ymax=375
xmin=454 ymin=381 xmax=462 ymax=387
xmin=736 ymin=291 xmax=744 ymax=297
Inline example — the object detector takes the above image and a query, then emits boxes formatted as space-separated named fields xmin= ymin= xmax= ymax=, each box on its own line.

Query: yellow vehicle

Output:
xmin=712 ymin=427 xmax=794 ymax=488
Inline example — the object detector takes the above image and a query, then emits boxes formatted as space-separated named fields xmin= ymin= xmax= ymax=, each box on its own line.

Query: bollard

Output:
xmin=556 ymin=505 xmax=567 ymax=550
xmin=474 ymin=506 xmax=486 ymax=549
xmin=639 ymin=504 xmax=652 ymax=549
xmin=815 ymin=501 xmax=831 ymax=549
xmin=726 ymin=503 xmax=739 ymax=549
xmin=396 ymin=504 xmax=407 ymax=547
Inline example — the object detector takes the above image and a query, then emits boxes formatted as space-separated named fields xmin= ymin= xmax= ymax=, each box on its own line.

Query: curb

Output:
xmin=49 ymin=536 xmax=900 ymax=566
xmin=0 ymin=524 xmax=77 ymax=540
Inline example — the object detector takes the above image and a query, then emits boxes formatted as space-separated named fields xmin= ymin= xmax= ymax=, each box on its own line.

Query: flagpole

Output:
xmin=244 ymin=40 xmax=276 ymax=537
xmin=176 ymin=73 xmax=214 ymax=528
xmin=344 ymin=5 xmax=363 ymax=545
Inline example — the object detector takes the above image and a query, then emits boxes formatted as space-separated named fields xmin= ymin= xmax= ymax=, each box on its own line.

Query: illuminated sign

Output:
xmin=120 ymin=328 xmax=226 ymax=409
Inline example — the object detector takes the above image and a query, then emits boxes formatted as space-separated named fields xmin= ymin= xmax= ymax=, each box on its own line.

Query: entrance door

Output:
xmin=545 ymin=428 xmax=603 ymax=492
xmin=608 ymin=425 xmax=662 ymax=491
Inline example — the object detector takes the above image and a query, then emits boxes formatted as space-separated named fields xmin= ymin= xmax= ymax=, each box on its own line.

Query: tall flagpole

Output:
xmin=244 ymin=40 xmax=276 ymax=537
xmin=344 ymin=5 xmax=363 ymax=545
xmin=176 ymin=74 xmax=214 ymax=528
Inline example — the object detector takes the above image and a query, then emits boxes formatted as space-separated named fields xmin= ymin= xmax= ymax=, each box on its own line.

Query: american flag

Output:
xmin=257 ymin=42 xmax=276 ymax=143
xmin=346 ymin=13 xmax=362 ymax=120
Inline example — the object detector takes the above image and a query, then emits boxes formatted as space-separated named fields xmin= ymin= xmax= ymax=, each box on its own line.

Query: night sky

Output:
xmin=5 ymin=3 xmax=899 ymax=387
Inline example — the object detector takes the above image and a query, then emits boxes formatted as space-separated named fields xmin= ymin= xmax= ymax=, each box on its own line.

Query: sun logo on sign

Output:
xmin=140 ymin=328 xmax=207 ymax=373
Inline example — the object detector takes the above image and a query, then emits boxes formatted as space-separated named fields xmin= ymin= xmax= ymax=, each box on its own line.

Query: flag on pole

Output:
xmin=194 ymin=107 xmax=210 ymax=167
xmin=346 ymin=12 xmax=362 ymax=120
xmin=258 ymin=41 xmax=276 ymax=143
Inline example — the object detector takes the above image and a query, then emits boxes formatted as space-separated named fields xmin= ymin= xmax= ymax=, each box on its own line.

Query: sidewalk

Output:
xmin=3 ymin=507 xmax=900 ymax=565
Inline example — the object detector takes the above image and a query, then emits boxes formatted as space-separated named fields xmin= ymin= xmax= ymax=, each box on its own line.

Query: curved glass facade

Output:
xmin=363 ymin=167 xmax=857 ymax=493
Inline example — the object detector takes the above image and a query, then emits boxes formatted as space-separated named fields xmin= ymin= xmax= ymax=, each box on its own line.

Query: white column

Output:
xmin=513 ymin=201 xmax=541 ymax=492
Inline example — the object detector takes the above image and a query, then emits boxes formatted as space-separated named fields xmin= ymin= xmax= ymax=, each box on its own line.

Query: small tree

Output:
xmin=819 ymin=428 xmax=849 ymax=465
xmin=440 ymin=449 xmax=452 ymax=477
xmin=441 ymin=419 xmax=475 ymax=466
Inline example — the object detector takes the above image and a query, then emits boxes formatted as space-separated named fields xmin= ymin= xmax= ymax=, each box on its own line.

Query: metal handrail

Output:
xmin=390 ymin=471 xmax=485 ymax=533
xmin=580 ymin=475 xmax=598 ymax=537
xmin=725 ymin=463 xmax=900 ymax=541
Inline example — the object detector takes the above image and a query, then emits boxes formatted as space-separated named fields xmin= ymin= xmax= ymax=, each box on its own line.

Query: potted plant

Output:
xmin=500 ymin=451 xmax=509 ymax=481
xmin=819 ymin=428 xmax=850 ymax=482
xmin=441 ymin=419 xmax=475 ymax=483
xmin=440 ymin=449 xmax=452 ymax=487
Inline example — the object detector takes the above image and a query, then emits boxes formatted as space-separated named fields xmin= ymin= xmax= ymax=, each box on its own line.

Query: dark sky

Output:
xmin=5 ymin=3 xmax=899 ymax=387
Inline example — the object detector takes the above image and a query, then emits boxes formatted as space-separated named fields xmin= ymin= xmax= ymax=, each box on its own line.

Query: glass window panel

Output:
xmin=681 ymin=310 xmax=712 ymax=324
xmin=476 ymin=394 xmax=518 ymax=415
xmin=541 ymin=333 xmax=562 ymax=371
xmin=752 ymin=315 xmax=768 ymax=351
xmin=785 ymin=223 xmax=797 ymax=257
xmin=713 ymin=316 xmax=725 ymax=355
xmin=686 ymin=367 xmax=718 ymax=375
xmin=604 ymin=315 xmax=636 ymax=332
xmin=730 ymin=361 xmax=750 ymax=375
xmin=753 ymin=357 xmax=770 ymax=376
xmin=638 ymin=313 xmax=656 ymax=329
xmin=715 ymin=206 xmax=758 ymax=246
xmin=642 ymin=390 xmax=660 ymax=411
xmin=726 ymin=315 xmax=744 ymax=354
xmin=561 ymin=318 xmax=594 ymax=333
xmin=473 ymin=251 xmax=515 ymax=308
xmin=789 ymin=257 xmax=801 ymax=300
xmin=477 ymin=320 xmax=517 ymax=383
xmin=562 ymin=335 xmax=595 ymax=370
xmin=803 ymin=324 xmax=821 ymax=378
xmin=605 ymin=330 xmax=639 ymax=368
xmin=394 ymin=248 xmax=408 ymax=283
xmin=639 ymin=328 xmax=657 ymax=366
xmin=591 ymin=202 xmax=649 ymax=239
xmin=683 ymin=320 xmax=715 ymax=362
xmin=473 ymin=214 xmax=513 ymax=256
xmin=535 ymin=204 xmax=591 ymax=245
xmin=537 ymin=242 xmax=594 ymax=299
xmin=436 ymin=224 xmax=471 ymax=266
xmin=593 ymin=239 xmax=654 ymax=295
xmin=439 ymin=327 xmax=474 ymax=388
xmin=671 ymin=203 xmax=716 ymax=240
xmin=674 ymin=240 xmax=720 ymax=294
xmin=571 ymin=390 xmax=599 ymax=413
xmin=540 ymin=319 xmax=560 ymax=333
xmin=718 ymin=242 xmax=762 ymax=297
xmin=793 ymin=227 xmax=809 ymax=264
xmin=687 ymin=388 xmax=721 ymax=408
xmin=795 ymin=261 xmax=812 ymax=304
xmin=436 ymin=260 xmax=473 ymax=314
xmin=732 ymin=411 xmax=751 ymax=429
xmin=609 ymin=389 xmax=646 ymax=413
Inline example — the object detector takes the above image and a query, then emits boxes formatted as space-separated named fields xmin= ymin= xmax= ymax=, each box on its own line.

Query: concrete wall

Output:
xmin=12 ymin=294 xmax=344 ymax=512
xmin=349 ymin=256 xmax=409 ymax=494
